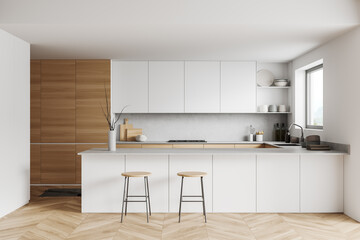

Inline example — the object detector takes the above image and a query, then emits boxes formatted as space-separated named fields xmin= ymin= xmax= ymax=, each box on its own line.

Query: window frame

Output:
xmin=305 ymin=64 xmax=324 ymax=129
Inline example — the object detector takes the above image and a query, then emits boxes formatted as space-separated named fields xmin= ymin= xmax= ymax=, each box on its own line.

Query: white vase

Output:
xmin=108 ymin=130 xmax=116 ymax=151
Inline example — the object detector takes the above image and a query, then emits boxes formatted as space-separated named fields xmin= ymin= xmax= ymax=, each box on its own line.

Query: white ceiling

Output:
xmin=0 ymin=0 xmax=359 ymax=62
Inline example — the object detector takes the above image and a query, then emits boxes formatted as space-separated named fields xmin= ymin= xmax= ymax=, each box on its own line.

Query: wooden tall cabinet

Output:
xmin=75 ymin=60 xmax=110 ymax=143
xmin=30 ymin=59 xmax=110 ymax=184
xmin=41 ymin=60 xmax=76 ymax=143
xmin=30 ymin=60 xmax=41 ymax=143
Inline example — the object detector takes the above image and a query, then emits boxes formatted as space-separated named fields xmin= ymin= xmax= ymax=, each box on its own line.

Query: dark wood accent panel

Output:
xmin=31 ymin=60 xmax=41 ymax=143
xmin=75 ymin=144 xmax=107 ymax=184
xmin=30 ymin=144 xmax=41 ymax=184
xmin=76 ymin=60 xmax=110 ymax=143
xmin=40 ymin=144 xmax=76 ymax=184
xmin=41 ymin=60 xmax=76 ymax=143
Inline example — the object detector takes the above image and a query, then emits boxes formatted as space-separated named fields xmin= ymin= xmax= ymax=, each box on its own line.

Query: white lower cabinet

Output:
xmin=82 ymin=155 xmax=125 ymax=213
xmin=213 ymin=155 xmax=256 ymax=212
xmin=257 ymin=154 xmax=300 ymax=212
xmin=300 ymin=155 xmax=343 ymax=212
xmin=125 ymin=155 xmax=169 ymax=213
xmin=169 ymin=155 xmax=213 ymax=213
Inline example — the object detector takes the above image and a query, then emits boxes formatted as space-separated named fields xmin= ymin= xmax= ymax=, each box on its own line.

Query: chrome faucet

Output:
xmin=286 ymin=123 xmax=305 ymax=144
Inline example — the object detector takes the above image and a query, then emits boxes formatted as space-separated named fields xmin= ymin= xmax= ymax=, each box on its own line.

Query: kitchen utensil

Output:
xmin=269 ymin=105 xmax=277 ymax=112
xmin=306 ymin=135 xmax=320 ymax=143
xmin=126 ymin=128 xmax=143 ymax=141
xmin=257 ymin=69 xmax=274 ymax=86
xmin=306 ymin=144 xmax=331 ymax=151
xmin=274 ymin=81 xmax=288 ymax=87
xmin=258 ymin=105 xmax=268 ymax=112
xmin=256 ymin=134 xmax=263 ymax=142
xmin=278 ymin=105 xmax=287 ymax=112
xmin=120 ymin=118 xmax=133 ymax=141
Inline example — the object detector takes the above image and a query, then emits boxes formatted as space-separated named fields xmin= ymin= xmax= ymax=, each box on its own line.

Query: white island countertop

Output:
xmin=79 ymin=145 xmax=346 ymax=156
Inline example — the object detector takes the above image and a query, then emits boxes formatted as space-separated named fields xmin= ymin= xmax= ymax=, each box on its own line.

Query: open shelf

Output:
xmin=256 ymin=112 xmax=291 ymax=114
xmin=257 ymin=86 xmax=291 ymax=89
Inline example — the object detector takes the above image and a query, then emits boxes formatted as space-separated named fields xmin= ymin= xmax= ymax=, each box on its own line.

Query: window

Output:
xmin=306 ymin=64 xmax=323 ymax=129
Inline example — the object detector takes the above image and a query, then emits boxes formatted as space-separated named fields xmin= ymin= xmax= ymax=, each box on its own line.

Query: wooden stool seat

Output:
xmin=122 ymin=171 xmax=152 ymax=177
xmin=177 ymin=171 xmax=207 ymax=177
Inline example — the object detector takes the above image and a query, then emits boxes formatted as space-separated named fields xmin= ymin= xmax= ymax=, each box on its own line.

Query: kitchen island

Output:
xmin=79 ymin=145 xmax=346 ymax=214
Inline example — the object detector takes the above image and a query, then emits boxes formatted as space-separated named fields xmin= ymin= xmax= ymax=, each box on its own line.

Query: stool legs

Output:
xmin=178 ymin=176 xmax=184 ymax=223
xmin=125 ymin=177 xmax=130 ymax=216
xmin=121 ymin=176 xmax=151 ymax=223
xmin=121 ymin=176 xmax=128 ymax=223
xmin=178 ymin=176 xmax=206 ymax=223
xmin=144 ymin=177 xmax=149 ymax=223
xmin=145 ymin=176 xmax=151 ymax=216
xmin=200 ymin=176 xmax=207 ymax=223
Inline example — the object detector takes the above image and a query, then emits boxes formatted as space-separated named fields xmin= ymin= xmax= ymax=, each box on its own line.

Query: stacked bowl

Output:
xmin=274 ymin=79 xmax=288 ymax=87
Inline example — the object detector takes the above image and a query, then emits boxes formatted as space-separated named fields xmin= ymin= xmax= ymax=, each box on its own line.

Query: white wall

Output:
xmin=289 ymin=27 xmax=360 ymax=221
xmin=0 ymin=29 xmax=30 ymax=218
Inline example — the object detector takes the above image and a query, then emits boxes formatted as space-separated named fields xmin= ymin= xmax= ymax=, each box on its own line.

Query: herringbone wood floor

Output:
xmin=0 ymin=186 xmax=360 ymax=240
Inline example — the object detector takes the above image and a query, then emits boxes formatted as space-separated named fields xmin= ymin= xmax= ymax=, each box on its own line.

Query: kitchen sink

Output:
xmin=275 ymin=143 xmax=300 ymax=147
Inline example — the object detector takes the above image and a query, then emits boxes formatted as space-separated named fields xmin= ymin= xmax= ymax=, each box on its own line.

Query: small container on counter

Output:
xmin=249 ymin=125 xmax=255 ymax=142
xmin=256 ymin=131 xmax=264 ymax=142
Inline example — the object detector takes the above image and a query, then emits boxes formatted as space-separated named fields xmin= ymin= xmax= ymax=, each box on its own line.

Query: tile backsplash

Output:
xmin=115 ymin=113 xmax=288 ymax=141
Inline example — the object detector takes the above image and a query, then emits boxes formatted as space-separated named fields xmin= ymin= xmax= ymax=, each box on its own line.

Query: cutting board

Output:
xmin=126 ymin=128 xmax=143 ymax=141
xmin=120 ymin=118 xmax=133 ymax=141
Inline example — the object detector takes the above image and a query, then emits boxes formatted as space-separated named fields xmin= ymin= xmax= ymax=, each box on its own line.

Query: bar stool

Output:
xmin=121 ymin=171 xmax=151 ymax=223
xmin=177 ymin=171 xmax=207 ymax=223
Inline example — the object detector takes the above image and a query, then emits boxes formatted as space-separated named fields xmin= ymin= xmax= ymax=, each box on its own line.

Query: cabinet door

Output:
xmin=300 ymin=155 xmax=343 ymax=212
xmin=75 ymin=144 xmax=107 ymax=184
xmin=221 ymin=62 xmax=256 ymax=113
xmin=30 ymin=60 xmax=41 ymax=143
xmin=257 ymin=154 xmax=300 ymax=212
xmin=111 ymin=61 xmax=148 ymax=113
xmin=40 ymin=144 xmax=76 ymax=184
xmin=213 ymin=155 xmax=256 ymax=212
xmin=169 ymin=155 xmax=212 ymax=212
xmin=149 ymin=61 xmax=184 ymax=113
xmin=30 ymin=144 xmax=41 ymax=184
xmin=76 ymin=60 xmax=110 ymax=143
xmin=82 ymin=155 xmax=125 ymax=213
xmin=185 ymin=61 xmax=220 ymax=113
xmin=125 ymin=155 xmax=169 ymax=212
xmin=41 ymin=60 xmax=76 ymax=143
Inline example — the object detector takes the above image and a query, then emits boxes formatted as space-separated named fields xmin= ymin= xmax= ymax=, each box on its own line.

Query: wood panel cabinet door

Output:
xmin=125 ymin=155 xmax=169 ymax=212
xmin=169 ymin=155 xmax=213 ymax=212
xmin=40 ymin=144 xmax=76 ymax=184
xmin=41 ymin=60 xmax=76 ymax=143
xmin=149 ymin=61 xmax=185 ymax=113
xmin=300 ymin=155 xmax=343 ymax=212
xmin=220 ymin=62 xmax=256 ymax=113
xmin=213 ymin=155 xmax=256 ymax=212
xmin=30 ymin=144 xmax=41 ymax=184
xmin=257 ymin=154 xmax=300 ymax=212
xmin=111 ymin=61 xmax=149 ymax=113
xmin=185 ymin=61 xmax=220 ymax=113
xmin=76 ymin=60 xmax=110 ymax=143
xmin=30 ymin=60 xmax=41 ymax=143
xmin=75 ymin=144 xmax=107 ymax=184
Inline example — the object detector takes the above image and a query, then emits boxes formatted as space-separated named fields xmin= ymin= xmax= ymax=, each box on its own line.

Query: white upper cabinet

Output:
xmin=111 ymin=61 xmax=148 ymax=113
xmin=220 ymin=62 xmax=256 ymax=113
xmin=185 ymin=61 xmax=220 ymax=113
xmin=149 ymin=61 xmax=185 ymax=113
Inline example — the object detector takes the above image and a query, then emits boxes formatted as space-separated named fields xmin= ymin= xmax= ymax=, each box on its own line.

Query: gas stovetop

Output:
xmin=168 ymin=140 xmax=207 ymax=143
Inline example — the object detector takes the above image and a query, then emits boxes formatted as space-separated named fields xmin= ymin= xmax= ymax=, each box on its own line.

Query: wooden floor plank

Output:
xmin=0 ymin=187 xmax=359 ymax=240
